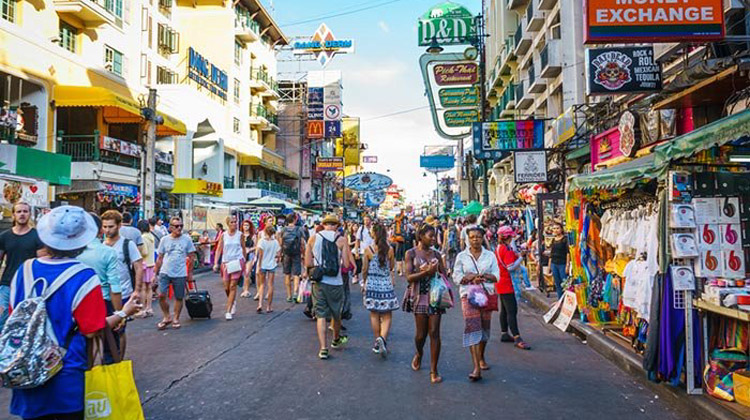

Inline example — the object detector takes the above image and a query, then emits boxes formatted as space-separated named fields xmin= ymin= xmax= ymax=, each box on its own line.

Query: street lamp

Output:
xmin=426 ymin=36 xmax=443 ymax=54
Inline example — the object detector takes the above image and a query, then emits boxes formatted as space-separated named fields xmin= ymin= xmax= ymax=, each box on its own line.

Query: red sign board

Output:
xmin=590 ymin=127 xmax=624 ymax=170
xmin=585 ymin=0 xmax=725 ymax=44
xmin=433 ymin=62 xmax=478 ymax=86
xmin=308 ymin=121 xmax=324 ymax=139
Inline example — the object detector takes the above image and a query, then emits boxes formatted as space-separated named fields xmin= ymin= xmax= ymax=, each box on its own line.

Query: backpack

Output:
xmin=0 ymin=260 xmax=87 ymax=389
xmin=448 ymin=227 xmax=459 ymax=252
xmin=122 ymin=238 xmax=136 ymax=289
xmin=311 ymin=233 xmax=340 ymax=281
xmin=282 ymin=226 xmax=302 ymax=255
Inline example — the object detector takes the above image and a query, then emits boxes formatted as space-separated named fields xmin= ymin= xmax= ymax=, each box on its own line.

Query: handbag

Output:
xmin=225 ymin=259 xmax=242 ymax=274
xmin=429 ymin=273 xmax=454 ymax=309
xmin=85 ymin=327 xmax=144 ymax=420
xmin=468 ymin=254 xmax=499 ymax=312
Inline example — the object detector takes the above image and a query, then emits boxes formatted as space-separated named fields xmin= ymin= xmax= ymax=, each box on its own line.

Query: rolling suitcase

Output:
xmin=185 ymin=279 xmax=212 ymax=319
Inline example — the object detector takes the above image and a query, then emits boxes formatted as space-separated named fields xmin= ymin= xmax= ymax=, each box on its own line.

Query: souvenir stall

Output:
xmin=567 ymin=109 xmax=750 ymax=411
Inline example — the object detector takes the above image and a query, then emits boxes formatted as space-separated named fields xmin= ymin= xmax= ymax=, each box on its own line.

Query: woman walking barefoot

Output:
xmin=404 ymin=224 xmax=448 ymax=384
xmin=240 ymin=220 xmax=256 ymax=298
xmin=213 ymin=215 xmax=246 ymax=320
xmin=362 ymin=222 xmax=399 ymax=357
xmin=453 ymin=226 xmax=499 ymax=381
xmin=256 ymin=224 xmax=280 ymax=313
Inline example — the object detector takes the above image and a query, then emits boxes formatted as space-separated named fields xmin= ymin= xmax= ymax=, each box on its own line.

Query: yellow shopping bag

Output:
xmin=84 ymin=328 xmax=144 ymax=420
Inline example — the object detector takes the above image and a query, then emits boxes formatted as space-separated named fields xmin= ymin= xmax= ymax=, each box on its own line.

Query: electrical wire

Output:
xmin=279 ymin=0 xmax=408 ymax=28
xmin=362 ymin=105 xmax=431 ymax=121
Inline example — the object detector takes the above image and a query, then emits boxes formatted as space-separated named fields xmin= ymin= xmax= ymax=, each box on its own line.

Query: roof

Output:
xmin=243 ymin=0 xmax=289 ymax=46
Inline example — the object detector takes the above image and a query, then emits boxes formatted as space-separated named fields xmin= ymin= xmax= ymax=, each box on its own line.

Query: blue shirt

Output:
xmin=10 ymin=258 xmax=104 ymax=419
xmin=77 ymin=239 xmax=122 ymax=301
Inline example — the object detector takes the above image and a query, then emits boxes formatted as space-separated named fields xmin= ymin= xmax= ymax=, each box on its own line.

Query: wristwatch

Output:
xmin=114 ymin=310 xmax=128 ymax=319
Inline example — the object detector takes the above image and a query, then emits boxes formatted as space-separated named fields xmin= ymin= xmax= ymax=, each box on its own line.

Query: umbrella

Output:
xmin=460 ymin=201 xmax=483 ymax=216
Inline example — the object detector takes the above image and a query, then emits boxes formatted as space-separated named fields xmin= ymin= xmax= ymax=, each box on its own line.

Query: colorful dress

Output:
xmin=363 ymin=248 xmax=399 ymax=312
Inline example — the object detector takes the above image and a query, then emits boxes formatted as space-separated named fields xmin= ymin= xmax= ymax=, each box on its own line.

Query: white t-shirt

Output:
xmin=120 ymin=225 xmax=144 ymax=246
xmin=107 ymin=237 xmax=142 ymax=299
xmin=313 ymin=230 xmax=343 ymax=286
xmin=222 ymin=231 xmax=243 ymax=262
xmin=258 ymin=238 xmax=280 ymax=270
xmin=357 ymin=225 xmax=374 ymax=255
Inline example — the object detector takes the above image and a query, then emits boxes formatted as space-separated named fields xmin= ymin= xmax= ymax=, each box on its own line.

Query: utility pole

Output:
xmin=476 ymin=4 xmax=490 ymax=207
xmin=141 ymin=88 xmax=158 ymax=219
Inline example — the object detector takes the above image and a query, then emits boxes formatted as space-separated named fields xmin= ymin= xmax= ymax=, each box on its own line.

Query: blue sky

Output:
xmin=264 ymin=0 xmax=478 ymax=204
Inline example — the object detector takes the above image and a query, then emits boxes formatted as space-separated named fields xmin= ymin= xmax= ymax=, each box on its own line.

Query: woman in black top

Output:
xmin=548 ymin=223 xmax=570 ymax=298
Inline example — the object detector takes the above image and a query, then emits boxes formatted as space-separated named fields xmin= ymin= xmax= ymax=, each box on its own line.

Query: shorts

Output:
xmin=159 ymin=275 xmax=187 ymax=300
xmin=143 ymin=264 xmax=155 ymax=284
xmin=394 ymin=242 xmax=406 ymax=262
xmin=283 ymin=253 xmax=302 ymax=276
xmin=261 ymin=268 xmax=276 ymax=274
xmin=312 ymin=282 xmax=344 ymax=321
xmin=221 ymin=258 xmax=245 ymax=282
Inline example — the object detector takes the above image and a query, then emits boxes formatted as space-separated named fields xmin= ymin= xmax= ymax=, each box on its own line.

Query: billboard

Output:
xmin=585 ymin=0 xmax=725 ymax=44
xmin=420 ymin=155 xmax=455 ymax=169
xmin=586 ymin=46 xmax=662 ymax=95
xmin=472 ymin=120 xmax=545 ymax=160
xmin=293 ymin=24 xmax=355 ymax=67
xmin=417 ymin=2 xmax=477 ymax=46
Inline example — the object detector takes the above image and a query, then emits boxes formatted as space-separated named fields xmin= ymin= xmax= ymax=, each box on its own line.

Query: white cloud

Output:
xmin=378 ymin=20 xmax=390 ymax=33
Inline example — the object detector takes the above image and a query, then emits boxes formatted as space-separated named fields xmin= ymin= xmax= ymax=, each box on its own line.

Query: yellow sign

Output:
xmin=171 ymin=179 xmax=223 ymax=197
xmin=553 ymin=107 xmax=576 ymax=146
xmin=342 ymin=117 xmax=360 ymax=166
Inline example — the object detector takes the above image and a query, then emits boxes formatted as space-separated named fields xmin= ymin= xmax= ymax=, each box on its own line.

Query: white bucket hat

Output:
xmin=37 ymin=205 xmax=98 ymax=251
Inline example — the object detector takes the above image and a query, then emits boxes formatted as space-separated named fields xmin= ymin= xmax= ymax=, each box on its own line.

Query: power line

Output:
xmin=279 ymin=0 xmax=408 ymax=28
xmin=363 ymin=105 xmax=431 ymax=121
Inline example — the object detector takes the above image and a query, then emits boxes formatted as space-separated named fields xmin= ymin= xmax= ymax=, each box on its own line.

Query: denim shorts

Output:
xmin=158 ymin=275 xmax=187 ymax=300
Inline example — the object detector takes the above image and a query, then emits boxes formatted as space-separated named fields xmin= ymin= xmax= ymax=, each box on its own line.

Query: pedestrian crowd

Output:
xmin=0 ymin=202 xmax=547 ymax=420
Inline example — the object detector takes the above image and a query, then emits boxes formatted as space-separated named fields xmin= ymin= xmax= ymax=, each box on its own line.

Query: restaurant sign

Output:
xmin=418 ymin=2 xmax=477 ymax=46
xmin=433 ymin=63 xmax=479 ymax=86
xmin=586 ymin=46 xmax=662 ymax=95
xmin=420 ymin=53 xmax=479 ymax=140
xmin=439 ymin=86 xmax=480 ymax=108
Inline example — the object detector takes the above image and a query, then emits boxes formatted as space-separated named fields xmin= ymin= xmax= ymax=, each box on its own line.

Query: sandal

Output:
xmin=172 ymin=321 xmax=181 ymax=329
xmin=468 ymin=373 xmax=482 ymax=382
xmin=411 ymin=354 xmax=422 ymax=371
xmin=266 ymin=308 xmax=273 ymax=313
xmin=500 ymin=333 xmax=514 ymax=343
xmin=514 ymin=337 xmax=531 ymax=350
xmin=256 ymin=307 xmax=263 ymax=313
xmin=157 ymin=319 xmax=172 ymax=330
xmin=240 ymin=291 xmax=251 ymax=298
xmin=430 ymin=372 xmax=443 ymax=384
xmin=480 ymin=362 xmax=491 ymax=371
xmin=318 ymin=348 xmax=329 ymax=359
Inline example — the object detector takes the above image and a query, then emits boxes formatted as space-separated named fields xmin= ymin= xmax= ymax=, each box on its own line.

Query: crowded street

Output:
xmin=2 ymin=0 xmax=750 ymax=419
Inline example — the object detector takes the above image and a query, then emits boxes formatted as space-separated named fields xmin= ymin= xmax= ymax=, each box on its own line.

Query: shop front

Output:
xmin=566 ymin=109 xmax=750 ymax=414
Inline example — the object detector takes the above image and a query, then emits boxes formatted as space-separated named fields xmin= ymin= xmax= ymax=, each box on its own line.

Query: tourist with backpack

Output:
xmin=305 ymin=214 xmax=353 ymax=360
xmin=102 ymin=210 xmax=143 ymax=357
xmin=1 ymin=205 xmax=142 ymax=420
xmin=0 ymin=202 xmax=46 ymax=330
xmin=280 ymin=213 xmax=305 ymax=303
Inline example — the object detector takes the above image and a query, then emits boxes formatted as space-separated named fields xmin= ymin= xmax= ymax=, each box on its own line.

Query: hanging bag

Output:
xmin=469 ymin=253 xmax=498 ymax=311
xmin=84 ymin=326 xmax=144 ymax=420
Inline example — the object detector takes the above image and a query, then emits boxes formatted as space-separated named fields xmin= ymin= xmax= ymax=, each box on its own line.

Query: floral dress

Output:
xmin=364 ymin=247 xmax=399 ymax=312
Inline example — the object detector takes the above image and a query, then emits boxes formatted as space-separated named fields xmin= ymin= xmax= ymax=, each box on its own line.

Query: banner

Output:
xmin=472 ymin=119 xmax=545 ymax=160
xmin=0 ymin=178 xmax=49 ymax=208
xmin=316 ymin=157 xmax=343 ymax=172
xmin=585 ymin=0 xmax=724 ymax=43
xmin=101 ymin=136 xmax=140 ymax=158
xmin=513 ymin=151 xmax=547 ymax=184
xmin=586 ymin=46 xmax=662 ymax=95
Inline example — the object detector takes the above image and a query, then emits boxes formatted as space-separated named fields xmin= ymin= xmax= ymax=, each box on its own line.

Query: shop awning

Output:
xmin=246 ymin=196 xmax=301 ymax=209
xmin=53 ymin=86 xmax=187 ymax=136
xmin=568 ymin=154 xmax=666 ymax=191
xmin=171 ymin=178 xmax=223 ymax=197
xmin=653 ymin=109 xmax=750 ymax=166
xmin=239 ymin=155 xmax=299 ymax=179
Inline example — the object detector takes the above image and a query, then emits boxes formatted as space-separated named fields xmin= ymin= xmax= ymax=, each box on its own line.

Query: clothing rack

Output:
xmin=599 ymin=196 xmax=657 ymax=210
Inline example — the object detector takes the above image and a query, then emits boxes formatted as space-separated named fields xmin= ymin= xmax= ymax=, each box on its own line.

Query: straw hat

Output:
xmin=424 ymin=215 xmax=439 ymax=227
xmin=321 ymin=213 xmax=340 ymax=226
xmin=37 ymin=205 xmax=98 ymax=250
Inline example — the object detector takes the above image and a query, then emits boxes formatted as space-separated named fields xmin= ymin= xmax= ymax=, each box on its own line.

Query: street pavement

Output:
xmin=1 ymin=269 xmax=688 ymax=420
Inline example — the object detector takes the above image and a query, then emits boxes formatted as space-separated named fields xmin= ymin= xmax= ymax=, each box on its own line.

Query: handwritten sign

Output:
xmin=432 ymin=62 xmax=478 ymax=86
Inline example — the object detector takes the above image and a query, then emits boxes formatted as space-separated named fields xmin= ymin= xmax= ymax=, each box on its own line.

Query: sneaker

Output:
xmin=286 ymin=297 xmax=293 ymax=303
xmin=525 ymin=286 xmax=535 ymax=290
xmin=372 ymin=341 xmax=381 ymax=354
xmin=231 ymin=302 xmax=236 ymax=315
xmin=376 ymin=336 xmax=387 ymax=358
xmin=318 ymin=348 xmax=329 ymax=359
xmin=331 ymin=335 xmax=349 ymax=349
xmin=225 ymin=313 xmax=233 ymax=321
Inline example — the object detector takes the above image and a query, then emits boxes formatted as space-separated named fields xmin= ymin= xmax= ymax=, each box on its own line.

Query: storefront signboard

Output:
xmin=514 ymin=151 xmax=548 ymax=184
xmin=293 ymin=23 xmax=355 ymax=67
xmin=344 ymin=172 xmax=393 ymax=191
xmin=325 ymin=121 xmax=341 ymax=138
xmin=553 ymin=107 xmax=576 ymax=146
xmin=308 ymin=121 xmax=324 ymax=139
xmin=586 ymin=46 xmax=662 ymax=95
xmin=103 ymin=182 xmax=139 ymax=198
xmin=420 ymin=155 xmax=455 ymax=169
xmin=101 ymin=136 xmax=141 ymax=157
xmin=472 ymin=119 xmax=545 ymax=160
xmin=432 ymin=62 xmax=479 ymax=86
xmin=308 ymin=104 xmax=324 ymax=120
xmin=417 ymin=2 xmax=477 ymax=46
xmin=439 ymin=86 xmax=480 ymax=108
xmin=444 ymin=109 xmax=479 ymax=127
xmin=188 ymin=47 xmax=229 ymax=100
xmin=316 ymin=157 xmax=344 ymax=172
xmin=585 ymin=0 xmax=725 ymax=44
xmin=590 ymin=126 xmax=624 ymax=169
xmin=0 ymin=179 xmax=48 ymax=207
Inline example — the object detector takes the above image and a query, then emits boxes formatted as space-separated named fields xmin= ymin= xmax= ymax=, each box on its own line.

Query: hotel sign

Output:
xmin=188 ymin=47 xmax=228 ymax=100
xmin=293 ymin=24 xmax=355 ymax=67
xmin=418 ymin=2 xmax=477 ymax=46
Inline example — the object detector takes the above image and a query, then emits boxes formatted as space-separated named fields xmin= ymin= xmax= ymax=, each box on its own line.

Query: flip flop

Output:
xmin=411 ymin=354 xmax=422 ymax=371
xmin=256 ymin=307 xmax=263 ymax=313
xmin=157 ymin=320 xmax=172 ymax=330
xmin=172 ymin=321 xmax=181 ymax=329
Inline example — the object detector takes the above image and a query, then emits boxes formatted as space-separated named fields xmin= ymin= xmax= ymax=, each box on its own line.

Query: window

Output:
xmin=104 ymin=45 xmax=124 ymax=76
xmin=234 ymin=40 xmax=243 ymax=66
xmin=104 ymin=0 xmax=123 ymax=18
xmin=156 ymin=66 xmax=177 ymax=84
xmin=59 ymin=21 xmax=77 ymax=53
xmin=1 ymin=0 xmax=15 ymax=23
xmin=233 ymin=78 xmax=240 ymax=104
xmin=233 ymin=118 xmax=240 ymax=134
xmin=158 ymin=0 xmax=171 ymax=11
xmin=157 ymin=24 xmax=179 ymax=55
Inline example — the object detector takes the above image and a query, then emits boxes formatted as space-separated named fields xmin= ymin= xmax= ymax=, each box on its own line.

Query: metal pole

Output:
xmin=435 ymin=173 xmax=440 ymax=217
xmin=477 ymin=6 xmax=490 ymax=206
xmin=142 ymin=88 xmax=157 ymax=219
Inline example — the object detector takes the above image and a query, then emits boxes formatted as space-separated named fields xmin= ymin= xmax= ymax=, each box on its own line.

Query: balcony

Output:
xmin=528 ymin=62 xmax=546 ymax=93
xmin=538 ymin=0 xmax=556 ymax=10
xmin=234 ymin=16 xmax=259 ymax=42
xmin=515 ymin=81 xmax=534 ymax=109
xmin=249 ymin=68 xmax=279 ymax=98
xmin=540 ymin=39 xmax=562 ymax=78
xmin=508 ymin=0 xmax=530 ymax=10
xmin=249 ymin=103 xmax=269 ymax=125
xmin=224 ymin=176 xmax=235 ymax=189
xmin=262 ymin=112 xmax=279 ymax=132
xmin=500 ymin=83 xmax=516 ymax=111
xmin=513 ymin=24 xmax=532 ymax=57
xmin=500 ymin=36 xmax=517 ymax=76
xmin=525 ymin=1 xmax=544 ymax=33
xmin=54 ymin=0 xmax=115 ymax=28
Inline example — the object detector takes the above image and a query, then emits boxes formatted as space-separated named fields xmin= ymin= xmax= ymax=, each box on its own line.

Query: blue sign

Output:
xmin=420 ymin=155 xmax=455 ymax=169
xmin=308 ymin=104 xmax=324 ymax=120
xmin=188 ymin=47 xmax=228 ymax=100
xmin=308 ymin=87 xmax=324 ymax=104
xmin=344 ymin=172 xmax=393 ymax=192
xmin=365 ymin=190 xmax=386 ymax=207
xmin=325 ymin=121 xmax=341 ymax=138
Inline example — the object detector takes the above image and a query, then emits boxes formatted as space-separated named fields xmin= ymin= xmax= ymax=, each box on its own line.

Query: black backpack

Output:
xmin=282 ymin=226 xmax=301 ymax=256
xmin=122 ymin=238 xmax=136 ymax=289
xmin=310 ymin=233 xmax=340 ymax=281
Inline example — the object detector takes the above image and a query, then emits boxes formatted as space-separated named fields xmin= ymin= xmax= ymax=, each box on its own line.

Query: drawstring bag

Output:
xmin=429 ymin=273 xmax=454 ymax=310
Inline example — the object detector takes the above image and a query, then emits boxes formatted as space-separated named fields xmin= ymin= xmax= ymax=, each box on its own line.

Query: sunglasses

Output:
xmin=171 ymin=224 xmax=183 ymax=228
